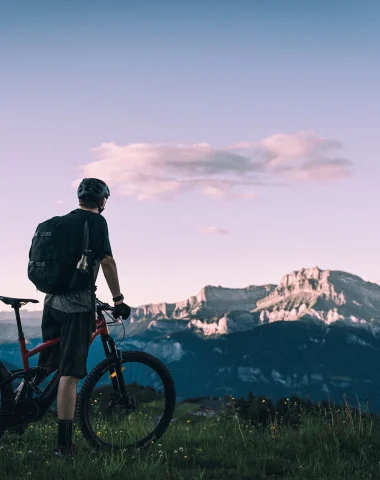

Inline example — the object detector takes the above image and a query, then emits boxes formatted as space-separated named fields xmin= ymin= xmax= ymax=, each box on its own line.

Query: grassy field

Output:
xmin=1 ymin=398 xmax=380 ymax=480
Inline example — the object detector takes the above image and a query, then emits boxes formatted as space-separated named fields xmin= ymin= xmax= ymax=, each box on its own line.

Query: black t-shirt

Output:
xmin=44 ymin=209 xmax=113 ymax=314
xmin=74 ymin=208 xmax=113 ymax=265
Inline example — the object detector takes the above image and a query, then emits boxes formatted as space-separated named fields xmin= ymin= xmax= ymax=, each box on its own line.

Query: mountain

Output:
xmin=122 ymin=266 xmax=380 ymax=338
xmin=1 ymin=266 xmax=380 ymax=411
xmin=0 ymin=310 xmax=41 ymax=322
xmin=256 ymin=267 xmax=380 ymax=329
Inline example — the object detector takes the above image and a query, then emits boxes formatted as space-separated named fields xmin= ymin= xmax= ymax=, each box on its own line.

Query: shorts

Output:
xmin=37 ymin=305 xmax=93 ymax=379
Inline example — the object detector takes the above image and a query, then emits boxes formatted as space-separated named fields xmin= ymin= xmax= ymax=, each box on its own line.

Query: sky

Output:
xmin=0 ymin=0 xmax=379 ymax=312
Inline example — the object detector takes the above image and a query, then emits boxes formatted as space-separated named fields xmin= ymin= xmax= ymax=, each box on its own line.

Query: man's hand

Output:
xmin=113 ymin=302 xmax=131 ymax=320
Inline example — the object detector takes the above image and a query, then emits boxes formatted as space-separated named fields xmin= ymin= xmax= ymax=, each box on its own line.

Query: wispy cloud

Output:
xmin=201 ymin=226 xmax=231 ymax=236
xmin=73 ymin=131 xmax=353 ymax=201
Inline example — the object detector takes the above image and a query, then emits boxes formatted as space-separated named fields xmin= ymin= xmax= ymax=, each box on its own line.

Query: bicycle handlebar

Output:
xmin=96 ymin=299 xmax=114 ymax=312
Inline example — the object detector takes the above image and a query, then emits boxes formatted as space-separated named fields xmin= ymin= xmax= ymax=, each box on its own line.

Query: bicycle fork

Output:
xmin=101 ymin=336 xmax=135 ymax=410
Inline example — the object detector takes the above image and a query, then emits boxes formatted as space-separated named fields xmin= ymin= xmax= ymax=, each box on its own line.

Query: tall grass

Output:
xmin=1 ymin=394 xmax=380 ymax=480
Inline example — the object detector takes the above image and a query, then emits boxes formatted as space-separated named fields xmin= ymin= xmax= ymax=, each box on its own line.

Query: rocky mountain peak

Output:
xmin=131 ymin=283 xmax=277 ymax=323
xmin=255 ymin=267 xmax=380 ymax=331
xmin=257 ymin=266 xmax=346 ymax=309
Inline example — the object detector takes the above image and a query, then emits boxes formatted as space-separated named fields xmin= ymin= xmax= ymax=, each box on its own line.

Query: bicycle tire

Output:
xmin=0 ymin=361 xmax=14 ymax=441
xmin=76 ymin=350 xmax=176 ymax=451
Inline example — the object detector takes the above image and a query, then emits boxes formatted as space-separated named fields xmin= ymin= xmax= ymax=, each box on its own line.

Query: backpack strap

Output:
xmin=83 ymin=215 xmax=97 ymax=318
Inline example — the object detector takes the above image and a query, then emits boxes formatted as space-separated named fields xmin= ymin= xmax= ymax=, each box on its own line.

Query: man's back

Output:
xmin=44 ymin=208 xmax=113 ymax=314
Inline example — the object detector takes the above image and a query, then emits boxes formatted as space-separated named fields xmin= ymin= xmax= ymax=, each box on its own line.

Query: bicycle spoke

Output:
xmin=83 ymin=357 xmax=170 ymax=449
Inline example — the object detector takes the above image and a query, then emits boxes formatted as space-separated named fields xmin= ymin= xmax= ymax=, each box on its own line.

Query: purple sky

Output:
xmin=0 ymin=0 xmax=379 ymax=312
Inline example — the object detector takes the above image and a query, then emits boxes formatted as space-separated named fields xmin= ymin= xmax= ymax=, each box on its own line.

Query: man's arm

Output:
xmin=100 ymin=255 xmax=123 ymax=304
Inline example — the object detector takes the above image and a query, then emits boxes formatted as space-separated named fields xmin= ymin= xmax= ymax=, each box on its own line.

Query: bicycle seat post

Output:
xmin=13 ymin=303 xmax=25 ymax=342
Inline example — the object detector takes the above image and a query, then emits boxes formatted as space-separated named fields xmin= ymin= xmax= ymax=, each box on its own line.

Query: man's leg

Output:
xmin=37 ymin=306 xmax=61 ymax=380
xmin=56 ymin=376 xmax=79 ymax=451
xmin=56 ymin=310 xmax=92 ymax=450
xmin=57 ymin=377 xmax=79 ymax=419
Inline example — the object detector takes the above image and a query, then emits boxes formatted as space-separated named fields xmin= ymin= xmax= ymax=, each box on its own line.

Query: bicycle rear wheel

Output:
xmin=0 ymin=361 xmax=14 ymax=441
xmin=76 ymin=350 xmax=176 ymax=451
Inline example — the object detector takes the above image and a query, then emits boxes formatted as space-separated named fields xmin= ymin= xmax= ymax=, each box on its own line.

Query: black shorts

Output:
xmin=37 ymin=305 xmax=93 ymax=379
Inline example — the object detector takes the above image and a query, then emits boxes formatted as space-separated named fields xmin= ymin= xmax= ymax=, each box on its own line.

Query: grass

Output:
xmin=1 ymin=397 xmax=380 ymax=480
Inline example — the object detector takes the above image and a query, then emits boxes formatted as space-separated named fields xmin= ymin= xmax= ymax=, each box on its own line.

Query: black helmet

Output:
xmin=77 ymin=178 xmax=110 ymax=201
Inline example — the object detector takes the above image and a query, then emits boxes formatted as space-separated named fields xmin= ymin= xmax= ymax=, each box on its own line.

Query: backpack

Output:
xmin=28 ymin=210 xmax=94 ymax=295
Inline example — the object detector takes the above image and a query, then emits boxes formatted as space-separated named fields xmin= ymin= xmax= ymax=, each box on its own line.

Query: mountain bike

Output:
xmin=0 ymin=296 xmax=176 ymax=451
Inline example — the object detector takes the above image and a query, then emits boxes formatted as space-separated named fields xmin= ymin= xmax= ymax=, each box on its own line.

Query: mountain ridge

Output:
xmin=1 ymin=266 xmax=379 ymax=339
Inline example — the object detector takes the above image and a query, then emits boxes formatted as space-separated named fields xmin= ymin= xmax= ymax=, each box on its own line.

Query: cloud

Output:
xmin=73 ymin=131 xmax=353 ymax=201
xmin=201 ymin=226 xmax=231 ymax=236
xmin=278 ymin=157 xmax=354 ymax=182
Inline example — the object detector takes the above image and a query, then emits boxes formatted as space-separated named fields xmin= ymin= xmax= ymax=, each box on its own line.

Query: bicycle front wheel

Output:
xmin=76 ymin=350 xmax=176 ymax=451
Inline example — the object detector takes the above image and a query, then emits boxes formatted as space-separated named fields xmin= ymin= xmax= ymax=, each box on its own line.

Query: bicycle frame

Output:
xmin=1 ymin=300 xmax=131 ymax=424
xmin=17 ymin=310 xmax=109 ymax=372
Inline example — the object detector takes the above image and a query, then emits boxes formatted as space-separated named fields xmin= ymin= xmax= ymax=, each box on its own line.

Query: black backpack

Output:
xmin=28 ymin=210 xmax=94 ymax=295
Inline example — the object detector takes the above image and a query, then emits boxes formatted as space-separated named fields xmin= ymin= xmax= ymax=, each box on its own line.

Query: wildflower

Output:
xmin=184 ymin=455 xmax=188 ymax=458
xmin=97 ymin=431 xmax=101 ymax=436
xmin=179 ymin=447 xmax=184 ymax=451
xmin=186 ymin=420 xmax=190 ymax=424
xmin=174 ymin=450 xmax=178 ymax=454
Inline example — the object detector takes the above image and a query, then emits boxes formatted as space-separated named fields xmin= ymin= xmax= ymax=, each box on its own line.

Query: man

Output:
xmin=37 ymin=178 xmax=131 ymax=457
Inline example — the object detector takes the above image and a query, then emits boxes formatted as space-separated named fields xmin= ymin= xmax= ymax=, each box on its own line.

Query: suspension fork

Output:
xmin=101 ymin=336 xmax=134 ymax=409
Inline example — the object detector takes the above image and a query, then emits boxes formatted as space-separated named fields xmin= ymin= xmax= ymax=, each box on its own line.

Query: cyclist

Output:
xmin=37 ymin=178 xmax=131 ymax=457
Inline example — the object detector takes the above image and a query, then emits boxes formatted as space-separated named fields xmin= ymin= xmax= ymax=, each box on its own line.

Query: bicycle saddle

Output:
xmin=0 ymin=296 xmax=39 ymax=308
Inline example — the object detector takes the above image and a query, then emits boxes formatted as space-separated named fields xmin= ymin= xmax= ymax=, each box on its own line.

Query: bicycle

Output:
xmin=0 ymin=295 xmax=176 ymax=451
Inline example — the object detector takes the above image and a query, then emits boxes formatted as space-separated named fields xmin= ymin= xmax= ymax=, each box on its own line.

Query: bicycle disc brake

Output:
xmin=108 ymin=391 xmax=136 ymax=415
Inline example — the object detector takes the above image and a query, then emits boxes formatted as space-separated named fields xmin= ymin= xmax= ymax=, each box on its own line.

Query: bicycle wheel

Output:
xmin=76 ymin=350 xmax=176 ymax=451
xmin=0 ymin=361 xmax=14 ymax=441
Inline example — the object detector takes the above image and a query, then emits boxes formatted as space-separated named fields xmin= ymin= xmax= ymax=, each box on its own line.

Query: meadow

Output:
xmin=0 ymin=394 xmax=379 ymax=480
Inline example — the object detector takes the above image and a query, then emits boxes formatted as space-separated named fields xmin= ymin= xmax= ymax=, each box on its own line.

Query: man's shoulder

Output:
xmin=92 ymin=214 xmax=108 ymax=229
xmin=73 ymin=209 xmax=108 ymax=227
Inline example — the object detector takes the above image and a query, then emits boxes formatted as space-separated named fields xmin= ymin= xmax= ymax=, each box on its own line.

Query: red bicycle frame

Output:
xmin=18 ymin=311 xmax=110 ymax=371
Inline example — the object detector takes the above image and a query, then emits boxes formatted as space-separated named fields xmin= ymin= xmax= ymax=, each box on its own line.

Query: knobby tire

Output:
xmin=0 ymin=361 xmax=14 ymax=441
xmin=76 ymin=350 xmax=176 ymax=452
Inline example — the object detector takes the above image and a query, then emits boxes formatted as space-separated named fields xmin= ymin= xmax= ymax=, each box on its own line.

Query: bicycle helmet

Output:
xmin=77 ymin=178 xmax=110 ymax=201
